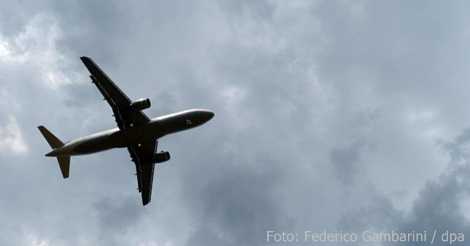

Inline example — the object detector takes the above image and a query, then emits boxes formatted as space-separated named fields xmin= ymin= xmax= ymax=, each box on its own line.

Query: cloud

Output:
xmin=1 ymin=0 xmax=470 ymax=245
xmin=330 ymin=141 xmax=365 ymax=185
xmin=400 ymin=128 xmax=470 ymax=236
xmin=93 ymin=196 xmax=146 ymax=245
xmin=0 ymin=115 xmax=28 ymax=154
xmin=337 ymin=127 xmax=470 ymax=246
xmin=0 ymin=14 xmax=70 ymax=86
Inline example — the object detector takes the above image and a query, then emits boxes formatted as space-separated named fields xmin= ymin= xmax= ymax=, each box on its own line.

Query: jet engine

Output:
xmin=153 ymin=151 xmax=170 ymax=163
xmin=130 ymin=98 xmax=151 ymax=111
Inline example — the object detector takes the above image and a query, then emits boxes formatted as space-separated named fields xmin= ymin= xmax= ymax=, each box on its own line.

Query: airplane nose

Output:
xmin=194 ymin=110 xmax=214 ymax=125
xmin=207 ymin=111 xmax=215 ymax=120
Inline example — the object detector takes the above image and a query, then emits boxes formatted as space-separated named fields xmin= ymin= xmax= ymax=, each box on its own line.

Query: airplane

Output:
xmin=38 ymin=56 xmax=214 ymax=205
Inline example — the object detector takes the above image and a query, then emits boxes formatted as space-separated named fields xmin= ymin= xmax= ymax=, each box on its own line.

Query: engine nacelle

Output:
xmin=153 ymin=151 xmax=170 ymax=163
xmin=130 ymin=98 xmax=151 ymax=111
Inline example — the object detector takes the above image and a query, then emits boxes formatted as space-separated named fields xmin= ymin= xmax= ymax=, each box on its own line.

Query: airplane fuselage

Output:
xmin=46 ymin=109 xmax=214 ymax=157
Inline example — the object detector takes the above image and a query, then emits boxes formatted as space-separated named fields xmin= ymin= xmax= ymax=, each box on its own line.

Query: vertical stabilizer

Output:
xmin=57 ymin=156 xmax=70 ymax=178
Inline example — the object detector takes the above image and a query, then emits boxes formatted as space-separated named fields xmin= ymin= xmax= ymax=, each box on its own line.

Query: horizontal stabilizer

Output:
xmin=38 ymin=126 xmax=63 ymax=149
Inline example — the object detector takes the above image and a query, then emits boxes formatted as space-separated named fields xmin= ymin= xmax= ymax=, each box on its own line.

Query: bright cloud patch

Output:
xmin=0 ymin=40 xmax=11 ymax=58
xmin=0 ymin=115 xmax=28 ymax=154
xmin=0 ymin=15 xmax=72 ymax=89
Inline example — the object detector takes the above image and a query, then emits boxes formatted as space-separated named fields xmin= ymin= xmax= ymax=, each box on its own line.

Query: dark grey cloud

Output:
xmin=338 ymin=128 xmax=470 ymax=246
xmin=184 ymin=162 xmax=288 ymax=246
xmin=394 ymin=128 xmax=470 ymax=245
xmin=330 ymin=141 xmax=365 ymax=185
xmin=1 ymin=0 xmax=470 ymax=245
xmin=93 ymin=196 xmax=145 ymax=245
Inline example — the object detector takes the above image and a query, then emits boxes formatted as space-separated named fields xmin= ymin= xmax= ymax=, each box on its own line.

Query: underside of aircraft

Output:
xmin=38 ymin=57 xmax=214 ymax=205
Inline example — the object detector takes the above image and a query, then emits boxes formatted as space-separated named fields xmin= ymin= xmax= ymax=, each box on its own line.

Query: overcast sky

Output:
xmin=1 ymin=1 xmax=470 ymax=245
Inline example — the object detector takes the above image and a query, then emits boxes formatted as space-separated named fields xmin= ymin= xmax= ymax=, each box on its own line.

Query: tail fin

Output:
xmin=38 ymin=126 xmax=70 ymax=178
xmin=57 ymin=156 xmax=70 ymax=178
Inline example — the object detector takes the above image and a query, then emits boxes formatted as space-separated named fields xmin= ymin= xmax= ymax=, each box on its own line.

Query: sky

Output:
xmin=1 ymin=0 xmax=470 ymax=245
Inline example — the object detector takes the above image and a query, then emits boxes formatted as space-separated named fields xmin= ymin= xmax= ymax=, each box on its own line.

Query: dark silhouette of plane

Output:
xmin=38 ymin=56 xmax=214 ymax=205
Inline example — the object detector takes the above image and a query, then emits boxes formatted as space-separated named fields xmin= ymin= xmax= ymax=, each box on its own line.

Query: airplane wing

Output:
xmin=80 ymin=56 xmax=150 ymax=130
xmin=81 ymin=56 xmax=156 ymax=205
xmin=128 ymin=139 xmax=157 ymax=205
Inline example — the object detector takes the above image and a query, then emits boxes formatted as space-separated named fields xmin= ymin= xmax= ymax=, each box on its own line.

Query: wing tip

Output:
xmin=80 ymin=56 xmax=91 ymax=62
xmin=142 ymin=194 xmax=151 ymax=206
